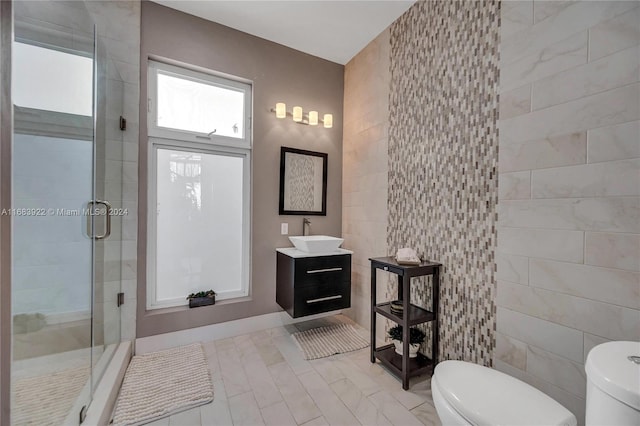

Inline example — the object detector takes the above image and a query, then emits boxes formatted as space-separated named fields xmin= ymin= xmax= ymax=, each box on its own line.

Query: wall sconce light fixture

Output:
xmin=309 ymin=111 xmax=318 ymax=126
xmin=271 ymin=103 xmax=333 ymax=128
xmin=323 ymin=113 xmax=333 ymax=129
xmin=275 ymin=102 xmax=287 ymax=118
xmin=292 ymin=106 xmax=303 ymax=122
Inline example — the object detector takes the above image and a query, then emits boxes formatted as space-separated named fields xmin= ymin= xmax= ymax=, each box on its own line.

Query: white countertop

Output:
xmin=276 ymin=247 xmax=354 ymax=258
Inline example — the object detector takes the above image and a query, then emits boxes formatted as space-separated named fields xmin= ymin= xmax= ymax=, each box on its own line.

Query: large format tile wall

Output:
xmin=387 ymin=0 xmax=500 ymax=364
xmin=342 ymin=29 xmax=391 ymax=342
xmin=495 ymin=1 xmax=640 ymax=423
xmin=85 ymin=1 xmax=140 ymax=342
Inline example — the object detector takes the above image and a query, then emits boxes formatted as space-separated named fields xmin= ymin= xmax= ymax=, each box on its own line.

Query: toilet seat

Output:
xmin=433 ymin=361 xmax=577 ymax=425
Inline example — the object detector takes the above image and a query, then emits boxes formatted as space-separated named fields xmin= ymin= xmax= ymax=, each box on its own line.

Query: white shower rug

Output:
xmin=113 ymin=343 xmax=213 ymax=426
xmin=13 ymin=365 xmax=89 ymax=426
xmin=292 ymin=324 xmax=369 ymax=360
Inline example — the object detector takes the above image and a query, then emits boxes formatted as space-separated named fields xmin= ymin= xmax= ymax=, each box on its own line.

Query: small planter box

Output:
xmin=188 ymin=294 xmax=215 ymax=308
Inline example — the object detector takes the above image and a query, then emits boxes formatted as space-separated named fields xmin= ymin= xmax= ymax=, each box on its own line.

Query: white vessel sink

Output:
xmin=289 ymin=235 xmax=344 ymax=253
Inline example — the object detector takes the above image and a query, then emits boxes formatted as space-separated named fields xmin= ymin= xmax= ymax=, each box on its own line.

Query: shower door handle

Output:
xmin=86 ymin=200 xmax=112 ymax=240
xmin=95 ymin=200 xmax=112 ymax=240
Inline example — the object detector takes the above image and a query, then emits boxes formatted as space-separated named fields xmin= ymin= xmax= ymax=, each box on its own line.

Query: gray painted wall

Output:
xmin=137 ymin=2 xmax=344 ymax=337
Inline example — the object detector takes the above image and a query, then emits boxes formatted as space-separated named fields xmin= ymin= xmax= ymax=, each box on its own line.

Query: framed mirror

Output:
xmin=279 ymin=146 xmax=327 ymax=215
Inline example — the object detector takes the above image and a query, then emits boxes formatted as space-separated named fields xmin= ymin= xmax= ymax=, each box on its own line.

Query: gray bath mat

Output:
xmin=113 ymin=343 xmax=213 ymax=426
xmin=292 ymin=324 xmax=369 ymax=360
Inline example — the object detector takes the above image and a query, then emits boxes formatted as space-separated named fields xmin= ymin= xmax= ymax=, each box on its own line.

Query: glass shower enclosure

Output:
xmin=10 ymin=0 xmax=125 ymax=423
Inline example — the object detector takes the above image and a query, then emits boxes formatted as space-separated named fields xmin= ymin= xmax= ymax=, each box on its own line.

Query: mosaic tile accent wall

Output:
xmin=387 ymin=0 xmax=500 ymax=365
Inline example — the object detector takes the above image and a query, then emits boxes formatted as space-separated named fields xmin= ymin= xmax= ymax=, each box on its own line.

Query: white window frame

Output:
xmin=148 ymin=60 xmax=252 ymax=149
xmin=147 ymin=60 xmax=252 ymax=310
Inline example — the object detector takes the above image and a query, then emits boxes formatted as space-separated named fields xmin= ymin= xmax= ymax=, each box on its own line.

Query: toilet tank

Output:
xmin=585 ymin=341 xmax=640 ymax=425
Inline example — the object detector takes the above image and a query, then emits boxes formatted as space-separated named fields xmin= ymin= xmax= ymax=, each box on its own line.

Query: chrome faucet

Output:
xmin=302 ymin=218 xmax=311 ymax=236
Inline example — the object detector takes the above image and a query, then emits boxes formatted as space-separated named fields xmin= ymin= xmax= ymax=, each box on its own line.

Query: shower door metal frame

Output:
xmin=0 ymin=1 xmax=13 ymax=424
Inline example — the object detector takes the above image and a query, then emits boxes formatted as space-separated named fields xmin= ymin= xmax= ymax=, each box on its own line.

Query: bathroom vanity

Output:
xmin=276 ymin=247 xmax=352 ymax=318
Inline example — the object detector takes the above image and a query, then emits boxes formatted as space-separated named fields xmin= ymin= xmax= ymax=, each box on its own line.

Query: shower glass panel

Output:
xmin=10 ymin=0 xmax=124 ymax=423
xmin=92 ymin=25 xmax=124 ymax=392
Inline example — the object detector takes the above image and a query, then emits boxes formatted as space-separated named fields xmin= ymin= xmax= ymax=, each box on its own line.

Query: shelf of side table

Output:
xmin=374 ymin=345 xmax=434 ymax=378
xmin=374 ymin=302 xmax=436 ymax=326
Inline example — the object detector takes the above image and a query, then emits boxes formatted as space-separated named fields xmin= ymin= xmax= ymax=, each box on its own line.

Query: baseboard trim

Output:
xmin=135 ymin=309 xmax=343 ymax=354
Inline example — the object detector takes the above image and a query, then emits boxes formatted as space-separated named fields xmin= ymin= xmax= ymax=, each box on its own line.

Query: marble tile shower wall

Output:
xmin=496 ymin=1 xmax=640 ymax=424
xmin=85 ymin=1 xmax=141 ymax=342
xmin=387 ymin=0 xmax=500 ymax=365
xmin=342 ymin=29 xmax=391 ymax=343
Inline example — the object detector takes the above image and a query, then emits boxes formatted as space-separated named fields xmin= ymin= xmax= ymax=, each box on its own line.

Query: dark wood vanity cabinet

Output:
xmin=276 ymin=250 xmax=352 ymax=318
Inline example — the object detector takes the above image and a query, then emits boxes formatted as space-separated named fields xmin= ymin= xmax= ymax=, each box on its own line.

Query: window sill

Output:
xmin=145 ymin=295 xmax=252 ymax=316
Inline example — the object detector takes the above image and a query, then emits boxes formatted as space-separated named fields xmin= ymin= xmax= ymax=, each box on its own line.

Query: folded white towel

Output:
xmin=396 ymin=247 xmax=421 ymax=265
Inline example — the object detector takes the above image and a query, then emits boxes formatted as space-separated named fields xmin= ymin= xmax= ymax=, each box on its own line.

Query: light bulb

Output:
xmin=293 ymin=106 xmax=303 ymax=122
xmin=309 ymin=111 xmax=318 ymax=126
xmin=275 ymin=102 xmax=286 ymax=118
xmin=323 ymin=113 xmax=333 ymax=128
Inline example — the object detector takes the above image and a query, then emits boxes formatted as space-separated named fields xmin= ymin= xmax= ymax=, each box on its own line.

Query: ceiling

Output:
xmin=152 ymin=1 xmax=416 ymax=64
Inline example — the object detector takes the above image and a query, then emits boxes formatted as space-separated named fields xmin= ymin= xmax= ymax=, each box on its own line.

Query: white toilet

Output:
xmin=585 ymin=341 xmax=640 ymax=425
xmin=432 ymin=360 xmax=577 ymax=425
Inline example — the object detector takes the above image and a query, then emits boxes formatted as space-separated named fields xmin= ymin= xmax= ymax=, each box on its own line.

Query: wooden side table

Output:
xmin=369 ymin=256 xmax=442 ymax=390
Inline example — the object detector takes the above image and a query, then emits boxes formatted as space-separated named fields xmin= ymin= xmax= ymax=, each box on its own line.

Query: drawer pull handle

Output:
xmin=307 ymin=267 xmax=343 ymax=274
xmin=306 ymin=295 xmax=343 ymax=304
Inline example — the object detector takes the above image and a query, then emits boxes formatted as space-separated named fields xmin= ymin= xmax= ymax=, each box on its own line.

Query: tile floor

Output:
xmin=146 ymin=315 xmax=441 ymax=426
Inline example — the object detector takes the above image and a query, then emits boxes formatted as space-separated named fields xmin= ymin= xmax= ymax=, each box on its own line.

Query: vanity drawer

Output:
xmin=294 ymin=255 xmax=351 ymax=287
xmin=293 ymin=280 xmax=351 ymax=317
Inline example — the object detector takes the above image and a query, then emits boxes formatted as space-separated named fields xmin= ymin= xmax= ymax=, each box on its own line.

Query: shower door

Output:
xmin=10 ymin=1 xmax=123 ymax=424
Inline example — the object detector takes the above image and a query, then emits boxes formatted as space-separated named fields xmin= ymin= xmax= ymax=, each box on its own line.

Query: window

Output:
xmin=13 ymin=42 xmax=93 ymax=116
xmin=148 ymin=61 xmax=251 ymax=147
xmin=147 ymin=61 xmax=251 ymax=309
